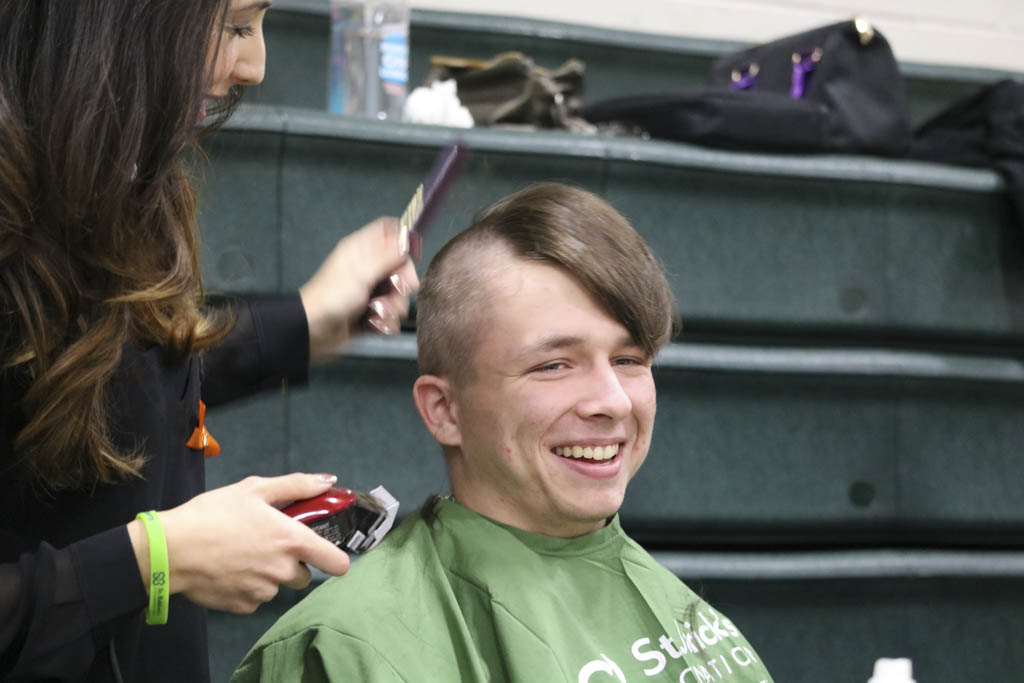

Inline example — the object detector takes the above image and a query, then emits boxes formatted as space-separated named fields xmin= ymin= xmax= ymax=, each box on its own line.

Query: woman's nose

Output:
xmin=233 ymin=33 xmax=266 ymax=86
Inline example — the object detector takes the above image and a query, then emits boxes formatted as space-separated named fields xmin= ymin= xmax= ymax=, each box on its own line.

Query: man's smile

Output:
xmin=548 ymin=440 xmax=628 ymax=480
xmin=552 ymin=443 xmax=621 ymax=462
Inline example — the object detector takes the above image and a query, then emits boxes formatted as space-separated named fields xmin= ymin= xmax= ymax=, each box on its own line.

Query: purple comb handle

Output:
xmin=408 ymin=142 xmax=466 ymax=261
xmin=360 ymin=142 xmax=468 ymax=324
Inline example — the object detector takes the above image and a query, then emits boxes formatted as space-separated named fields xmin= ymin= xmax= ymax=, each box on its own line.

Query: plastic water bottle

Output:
xmin=328 ymin=0 xmax=409 ymax=120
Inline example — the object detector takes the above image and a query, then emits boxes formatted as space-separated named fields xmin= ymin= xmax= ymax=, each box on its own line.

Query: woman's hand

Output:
xmin=128 ymin=473 xmax=351 ymax=614
xmin=299 ymin=217 xmax=420 ymax=361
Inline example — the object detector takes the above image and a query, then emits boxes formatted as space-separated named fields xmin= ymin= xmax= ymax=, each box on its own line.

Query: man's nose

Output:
xmin=575 ymin=364 xmax=633 ymax=420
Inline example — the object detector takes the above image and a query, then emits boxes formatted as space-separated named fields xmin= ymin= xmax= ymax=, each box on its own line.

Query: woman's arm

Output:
xmin=126 ymin=473 xmax=350 ymax=614
xmin=0 ymin=528 xmax=146 ymax=679
xmin=200 ymin=293 xmax=311 ymax=407
xmin=200 ymin=218 xmax=417 ymax=408
xmin=0 ymin=473 xmax=350 ymax=679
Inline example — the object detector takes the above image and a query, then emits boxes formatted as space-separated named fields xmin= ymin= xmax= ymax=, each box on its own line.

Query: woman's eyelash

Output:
xmin=227 ymin=25 xmax=255 ymax=38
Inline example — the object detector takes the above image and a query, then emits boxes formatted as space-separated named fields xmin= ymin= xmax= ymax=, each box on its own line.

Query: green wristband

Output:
xmin=136 ymin=510 xmax=169 ymax=626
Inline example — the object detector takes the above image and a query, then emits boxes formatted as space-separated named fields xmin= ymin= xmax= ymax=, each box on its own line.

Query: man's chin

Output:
xmin=556 ymin=497 xmax=625 ymax=535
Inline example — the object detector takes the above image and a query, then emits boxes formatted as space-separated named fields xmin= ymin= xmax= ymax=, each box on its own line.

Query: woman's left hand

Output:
xmin=299 ymin=217 xmax=419 ymax=360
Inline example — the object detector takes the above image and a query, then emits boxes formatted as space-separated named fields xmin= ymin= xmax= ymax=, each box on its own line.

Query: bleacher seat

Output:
xmin=200 ymin=4 xmax=1024 ymax=681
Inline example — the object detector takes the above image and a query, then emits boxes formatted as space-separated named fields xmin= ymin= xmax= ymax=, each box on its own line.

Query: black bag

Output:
xmin=910 ymin=80 xmax=1024 ymax=165
xmin=582 ymin=19 xmax=911 ymax=155
xmin=910 ymin=79 xmax=1024 ymax=227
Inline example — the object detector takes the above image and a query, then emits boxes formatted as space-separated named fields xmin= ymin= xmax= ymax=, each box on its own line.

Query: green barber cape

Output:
xmin=232 ymin=499 xmax=774 ymax=683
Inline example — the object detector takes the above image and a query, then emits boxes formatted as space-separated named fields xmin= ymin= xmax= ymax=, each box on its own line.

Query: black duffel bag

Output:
xmin=910 ymin=79 xmax=1024 ymax=228
xmin=582 ymin=18 xmax=911 ymax=155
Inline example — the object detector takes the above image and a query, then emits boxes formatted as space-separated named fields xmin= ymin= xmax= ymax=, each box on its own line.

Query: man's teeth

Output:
xmin=553 ymin=444 xmax=620 ymax=461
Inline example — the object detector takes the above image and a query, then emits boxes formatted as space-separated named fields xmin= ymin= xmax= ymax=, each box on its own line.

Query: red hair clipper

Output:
xmin=282 ymin=485 xmax=399 ymax=553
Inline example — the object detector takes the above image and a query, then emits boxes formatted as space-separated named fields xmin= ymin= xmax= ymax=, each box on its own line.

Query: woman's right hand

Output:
xmin=299 ymin=217 xmax=420 ymax=361
xmin=128 ymin=473 xmax=350 ymax=614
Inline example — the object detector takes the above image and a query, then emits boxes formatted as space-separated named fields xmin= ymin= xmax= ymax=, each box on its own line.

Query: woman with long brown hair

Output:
xmin=0 ymin=1 xmax=416 ymax=680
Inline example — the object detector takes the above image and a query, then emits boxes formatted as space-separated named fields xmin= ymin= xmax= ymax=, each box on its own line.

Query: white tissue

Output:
xmin=402 ymin=79 xmax=474 ymax=128
xmin=868 ymin=658 xmax=916 ymax=683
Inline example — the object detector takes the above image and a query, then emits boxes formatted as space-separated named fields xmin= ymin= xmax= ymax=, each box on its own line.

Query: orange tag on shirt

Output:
xmin=186 ymin=400 xmax=220 ymax=458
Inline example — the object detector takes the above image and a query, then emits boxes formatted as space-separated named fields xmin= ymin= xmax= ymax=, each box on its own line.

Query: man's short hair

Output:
xmin=416 ymin=183 xmax=677 ymax=385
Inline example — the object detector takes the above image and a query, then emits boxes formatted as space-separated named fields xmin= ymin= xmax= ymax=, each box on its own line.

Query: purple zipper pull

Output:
xmin=730 ymin=62 xmax=759 ymax=91
xmin=790 ymin=47 xmax=822 ymax=99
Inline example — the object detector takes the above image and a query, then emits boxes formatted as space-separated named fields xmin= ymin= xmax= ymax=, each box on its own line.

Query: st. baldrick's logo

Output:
xmin=577 ymin=608 xmax=766 ymax=682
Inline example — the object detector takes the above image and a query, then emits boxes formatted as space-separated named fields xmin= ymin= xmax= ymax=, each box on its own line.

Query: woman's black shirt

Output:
xmin=0 ymin=294 xmax=309 ymax=682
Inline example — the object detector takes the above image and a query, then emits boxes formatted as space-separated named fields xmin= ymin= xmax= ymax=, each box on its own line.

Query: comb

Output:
xmin=361 ymin=142 xmax=467 ymax=326
xmin=398 ymin=142 xmax=466 ymax=263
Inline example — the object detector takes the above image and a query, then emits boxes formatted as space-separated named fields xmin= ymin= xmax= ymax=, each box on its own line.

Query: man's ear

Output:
xmin=412 ymin=375 xmax=462 ymax=447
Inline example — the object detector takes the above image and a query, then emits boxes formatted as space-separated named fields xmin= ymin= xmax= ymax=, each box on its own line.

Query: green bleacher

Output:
xmin=201 ymin=4 xmax=1024 ymax=681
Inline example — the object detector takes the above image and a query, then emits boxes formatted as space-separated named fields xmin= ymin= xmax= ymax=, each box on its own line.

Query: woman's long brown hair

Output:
xmin=0 ymin=1 xmax=243 ymax=489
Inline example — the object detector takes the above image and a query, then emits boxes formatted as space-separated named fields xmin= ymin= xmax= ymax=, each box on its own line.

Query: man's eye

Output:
xmin=535 ymin=362 xmax=567 ymax=372
xmin=614 ymin=357 xmax=644 ymax=366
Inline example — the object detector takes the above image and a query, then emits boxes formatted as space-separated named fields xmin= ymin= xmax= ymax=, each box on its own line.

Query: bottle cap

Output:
xmin=868 ymin=658 xmax=916 ymax=683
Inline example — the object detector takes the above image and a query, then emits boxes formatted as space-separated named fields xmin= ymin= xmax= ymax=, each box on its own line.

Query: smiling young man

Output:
xmin=232 ymin=184 xmax=774 ymax=683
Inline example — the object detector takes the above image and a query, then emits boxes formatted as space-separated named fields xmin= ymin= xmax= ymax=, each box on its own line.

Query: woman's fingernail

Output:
xmin=314 ymin=473 xmax=338 ymax=483
xmin=397 ymin=222 xmax=410 ymax=256
xmin=367 ymin=315 xmax=394 ymax=336
xmin=389 ymin=273 xmax=409 ymax=296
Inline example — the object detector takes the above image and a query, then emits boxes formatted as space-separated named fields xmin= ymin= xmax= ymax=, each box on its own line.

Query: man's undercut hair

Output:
xmin=416 ymin=182 xmax=678 ymax=385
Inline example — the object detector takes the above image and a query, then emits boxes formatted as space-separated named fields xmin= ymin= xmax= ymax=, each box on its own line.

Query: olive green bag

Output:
xmin=426 ymin=51 xmax=592 ymax=132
